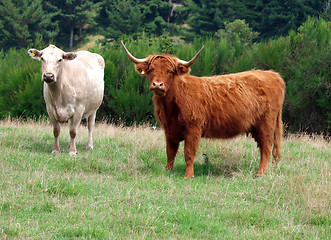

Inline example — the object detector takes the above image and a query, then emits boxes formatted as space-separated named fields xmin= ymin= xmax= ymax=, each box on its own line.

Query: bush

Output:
xmin=284 ymin=17 xmax=330 ymax=133
xmin=0 ymin=48 xmax=45 ymax=119
xmin=0 ymin=18 xmax=329 ymax=134
xmin=215 ymin=19 xmax=259 ymax=46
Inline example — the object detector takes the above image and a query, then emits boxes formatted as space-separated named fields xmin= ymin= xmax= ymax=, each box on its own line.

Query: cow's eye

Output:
xmin=58 ymin=58 xmax=62 ymax=62
xmin=41 ymin=57 xmax=44 ymax=61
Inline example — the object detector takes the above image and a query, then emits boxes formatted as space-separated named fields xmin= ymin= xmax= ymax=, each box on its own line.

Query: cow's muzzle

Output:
xmin=150 ymin=82 xmax=165 ymax=96
xmin=43 ymin=73 xmax=55 ymax=83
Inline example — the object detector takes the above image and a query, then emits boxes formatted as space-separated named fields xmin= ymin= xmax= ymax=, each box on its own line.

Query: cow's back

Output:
xmin=75 ymin=51 xmax=105 ymax=87
xmin=174 ymin=70 xmax=285 ymax=138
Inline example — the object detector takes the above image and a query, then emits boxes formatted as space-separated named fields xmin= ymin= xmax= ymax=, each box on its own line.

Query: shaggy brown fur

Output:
xmin=130 ymin=53 xmax=285 ymax=178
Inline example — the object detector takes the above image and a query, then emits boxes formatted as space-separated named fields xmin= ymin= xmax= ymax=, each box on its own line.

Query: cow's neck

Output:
xmin=46 ymin=74 xmax=69 ymax=117
xmin=153 ymin=88 xmax=177 ymax=124
xmin=47 ymin=75 xmax=75 ymax=123
xmin=47 ymin=78 xmax=62 ymax=103
xmin=154 ymin=89 xmax=173 ymax=108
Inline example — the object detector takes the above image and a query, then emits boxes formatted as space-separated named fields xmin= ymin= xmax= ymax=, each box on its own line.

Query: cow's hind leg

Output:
xmin=253 ymin=123 xmax=274 ymax=177
xmin=165 ymin=137 xmax=179 ymax=171
xmin=86 ymin=112 xmax=96 ymax=149
xmin=272 ymin=110 xmax=283 ymax=163
xmin=52 ymin=122 xmax=61 ymax=154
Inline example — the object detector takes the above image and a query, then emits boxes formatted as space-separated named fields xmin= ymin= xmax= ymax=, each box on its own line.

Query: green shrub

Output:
xmin=283 ymin=17 xmax=330 ymax=133
xmin=0 ymin=18 xmax=329 ymax=134
xmin=0 ymin=48 xmax=45 ymax=119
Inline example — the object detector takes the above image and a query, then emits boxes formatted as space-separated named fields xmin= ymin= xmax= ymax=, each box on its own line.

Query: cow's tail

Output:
xmin=272 ymin=109 xmax=283 ymax=163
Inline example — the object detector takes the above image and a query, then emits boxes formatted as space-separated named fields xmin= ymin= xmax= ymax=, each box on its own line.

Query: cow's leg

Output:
xmin=255 ymin=122 xmax=275 ymax=177
xmin=46 ymin=107 xmax=61 ymax=154
xmin=165 ymin=137 xmax=179 ymax=171
xmin=68 ymin=115 xmax=82 ymax=156
xmin=52 ymin=122 xmax=61 ymax=154
xmin=183 ymin=127 xmax=201 ymax=178
xmin=272 ymin=110 xmax=283 ymax=163
xmin=86 ymin=112 xmax=96 ymax=149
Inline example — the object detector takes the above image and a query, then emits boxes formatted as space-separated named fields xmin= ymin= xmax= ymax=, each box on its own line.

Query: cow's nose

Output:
xmin=150 ymin=82 xmax=165 ymax=96
xmin=43 ymin=73 xmax=55 ymax=83
xmin=153 ymin=82 xmax=163 ymax=88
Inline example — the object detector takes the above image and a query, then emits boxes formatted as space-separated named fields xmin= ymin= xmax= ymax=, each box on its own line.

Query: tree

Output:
xmin=139 ymin=0 xmax=173 ymax=35
xmin=0 ymin=0 xmax=58 ymax=50
xmin=183 ymin=0 xmax=324 ymax=41
xmin=320 ymin=0 xmax=330 ymax=21
xmin=44 ymin=0 xmax=96 ymax=50
xmin=253 ymin=0 xmax=325 ymax=38
xmin=183 ymin=0 xmax=259 ymax=41
xmin=184 ymin=0 xmax=218 ymax=39
xmin=97 ymin=0 xmax=175 ymax=41
xmin=215 ymin=19 xmax=259 ymax=46
xmin=96 ymin=0 xmax=143 ymax=40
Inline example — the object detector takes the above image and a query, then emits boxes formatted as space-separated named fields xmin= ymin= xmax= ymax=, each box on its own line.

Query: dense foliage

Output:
xmin=0 ymin=0 xmax=327 ymax=51
xmin=0 ymin=18 xmax=329 ymax=134
xmin=0 ymin=0 xmax=58 ymax=50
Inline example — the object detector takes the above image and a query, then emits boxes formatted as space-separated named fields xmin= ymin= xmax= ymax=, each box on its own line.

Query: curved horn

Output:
xmin=121 ymin=41 xmax=148 ymax=63
xmin=178 ymin=46 xmax=204 ymax=67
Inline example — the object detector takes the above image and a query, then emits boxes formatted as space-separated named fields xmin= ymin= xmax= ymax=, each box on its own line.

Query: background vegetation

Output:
xmin=0 ymin=120 xmax=330 ymax=238
xmin=0 ymin=1 xmax=330 ymax=134
xmin=0 ymin=0 xmax=328 ymax=50
xmin=0 ymin=17 xmax=330 ymax=134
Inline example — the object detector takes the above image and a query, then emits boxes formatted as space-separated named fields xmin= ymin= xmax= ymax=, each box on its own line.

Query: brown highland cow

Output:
xmin=122 ymin=41 xmax=285 ymax=178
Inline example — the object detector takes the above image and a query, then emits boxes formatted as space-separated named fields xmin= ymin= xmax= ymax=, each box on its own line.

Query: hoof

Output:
xmin=184 ymin=175 xmax=195 ymax=179
xmin=69 ymin=151 xmax=77 ymax=156
xmin=51 ymin=150 xmax=60 ymax=154
xmin=165 ymin=166 xmax=174 ymax=171
xmin=86 ymin=145 xmax=94 ymax=150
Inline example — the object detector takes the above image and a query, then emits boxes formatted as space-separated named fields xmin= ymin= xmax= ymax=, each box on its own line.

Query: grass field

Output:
xmin=0 ymin=119 xmax=330 ymax=239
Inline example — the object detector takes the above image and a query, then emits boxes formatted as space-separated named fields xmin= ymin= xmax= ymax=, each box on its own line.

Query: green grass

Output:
xmin=0 ymin=119 xmax=330 ymax=239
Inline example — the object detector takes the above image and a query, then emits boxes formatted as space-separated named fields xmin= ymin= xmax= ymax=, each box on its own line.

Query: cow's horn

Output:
xmin=178 ymin=46 xmax=204 ymax=67
xmin=121 ymin=41 xmax=148 ymax=63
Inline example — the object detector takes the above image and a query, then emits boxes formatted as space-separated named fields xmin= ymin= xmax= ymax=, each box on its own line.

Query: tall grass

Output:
xmin=0 ymin=119 xmax=330 ymax=239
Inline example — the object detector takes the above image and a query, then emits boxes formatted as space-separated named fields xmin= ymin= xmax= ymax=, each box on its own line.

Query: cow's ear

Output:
xmin=177 ymin=64 xmax=191 ymax=75
xmin=135 ymin=62 xmax=148 ymax=75
xmin=63 ymin=52 xmax=77 ymax=60
xmin=28 ymin=49 xmax=42 ymax=60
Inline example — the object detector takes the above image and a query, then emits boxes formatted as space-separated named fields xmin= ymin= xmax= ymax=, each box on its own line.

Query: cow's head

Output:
xmin=121 ymin=41 xmax=204 ymax=97
xmin=28 ymin=45 xmax=77 ymax=84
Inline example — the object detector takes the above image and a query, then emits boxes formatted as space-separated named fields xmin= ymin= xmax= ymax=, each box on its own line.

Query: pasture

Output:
xmin=0 ymin=119 xmax=330 ymax=239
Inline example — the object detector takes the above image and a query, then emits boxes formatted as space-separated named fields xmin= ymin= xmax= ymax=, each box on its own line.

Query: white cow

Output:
xmin=28 ymin=45 xmax=104 ymax=155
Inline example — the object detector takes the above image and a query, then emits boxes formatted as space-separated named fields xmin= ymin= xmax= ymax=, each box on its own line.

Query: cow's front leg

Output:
xmin=86 ymin=112 xmax=96 ymax=149
xmin=165 ymin=137 xmax=179 ymax=171
xmin=183 ymin=127 xmax=202 ymax=178
xmin=68 ymin=115 xmax=82 ymax=156
xmin=52 ymin=122 xmax=61 ymax=154
xmin=69 ymin=128 xmax=77 ymax=155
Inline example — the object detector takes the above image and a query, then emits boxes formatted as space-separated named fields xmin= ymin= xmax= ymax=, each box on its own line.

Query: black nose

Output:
xmin=43 ymin=73 xmax=55 ymax=83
